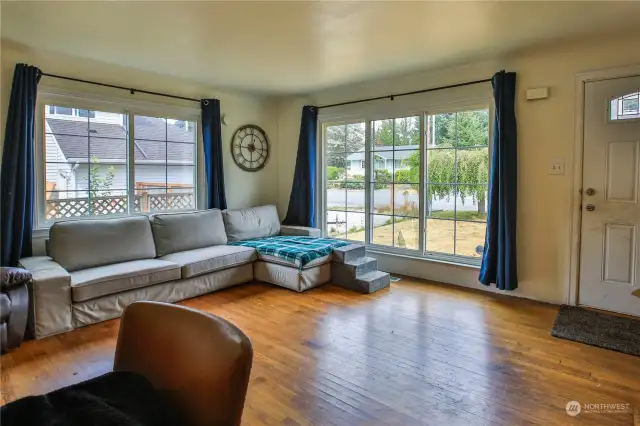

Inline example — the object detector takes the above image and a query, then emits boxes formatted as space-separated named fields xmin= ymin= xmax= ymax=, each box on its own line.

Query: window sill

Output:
xmin=366 ymin=247 xmax=482 ymax=270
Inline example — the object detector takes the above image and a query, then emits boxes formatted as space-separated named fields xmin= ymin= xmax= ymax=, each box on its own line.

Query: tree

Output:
xmin=89 ymin=155 xmax=116 ymax=197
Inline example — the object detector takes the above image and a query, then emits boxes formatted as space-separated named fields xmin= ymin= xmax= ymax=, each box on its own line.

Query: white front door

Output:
xmin=579 ymin=75 xmax=640 ymax=316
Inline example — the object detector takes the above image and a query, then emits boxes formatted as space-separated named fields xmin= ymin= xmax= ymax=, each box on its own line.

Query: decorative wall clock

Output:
xmin=231 ymin=125 xmax=270 ymax=172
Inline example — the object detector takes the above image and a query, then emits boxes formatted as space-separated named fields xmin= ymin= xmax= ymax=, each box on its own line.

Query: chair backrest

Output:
xmin=113 ymin=301 xmax=253 ymax=426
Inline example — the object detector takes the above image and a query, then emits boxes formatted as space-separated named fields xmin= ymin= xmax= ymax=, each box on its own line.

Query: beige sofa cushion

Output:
xmin=70 ymin=259 xmax=181 ymax=302
xmin=222 ymin=205 xmax=280 ymax=242
xmin=159 ymin=245 xmax=256 ymax=278
xmin=151 ymin=209 xmax=227 ymax=257
xmin=257 ymin=253 xmax=331 ymax=269
xmin=49 ymin=216 xmax=156 ymax=272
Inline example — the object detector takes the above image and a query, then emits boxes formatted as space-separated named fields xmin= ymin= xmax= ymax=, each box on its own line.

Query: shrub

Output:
xmin=327 ymin=166 xmax=345 ymax=181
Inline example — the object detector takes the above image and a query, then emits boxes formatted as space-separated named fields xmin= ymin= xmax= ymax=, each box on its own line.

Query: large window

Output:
xmin=322 ymin=106 xmax=490 ymax=264
xmin=40 ymin=99 xmax=198 ymax=225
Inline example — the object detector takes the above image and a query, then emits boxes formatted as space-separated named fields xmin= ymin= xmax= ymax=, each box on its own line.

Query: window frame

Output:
xmin=319 ymin=98 xmax=494 ymax=267
xmin=35 ymin=87 xmax=203 ymax=229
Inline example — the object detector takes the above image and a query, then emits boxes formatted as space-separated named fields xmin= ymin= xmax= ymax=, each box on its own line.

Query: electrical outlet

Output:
xmin=549 ymin=161 xmax=564 ymax=175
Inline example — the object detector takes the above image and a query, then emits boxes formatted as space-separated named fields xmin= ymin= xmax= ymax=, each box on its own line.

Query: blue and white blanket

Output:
xmin=230 ymin=236 xmax=350 ymax=268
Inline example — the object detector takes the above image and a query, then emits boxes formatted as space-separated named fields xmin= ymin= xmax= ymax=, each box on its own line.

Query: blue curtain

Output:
xmin=1 ymin=64 xmax=41 ymax=266
xmin=479 ymin=71 xmax=518 ymax=291
xmin=283 ymin=106 xmax=318 ymax=227
xmin=201 ymin=99 xmax=227 ymax=210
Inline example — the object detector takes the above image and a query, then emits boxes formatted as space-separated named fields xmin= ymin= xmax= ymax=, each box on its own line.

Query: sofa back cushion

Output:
xmin=49 ymin=216 xmax=156 ymax=272
xmin=222 ymin=205 xmax=280 ymax=242
xmin=151 ymin=209 xmax=227 ymax=257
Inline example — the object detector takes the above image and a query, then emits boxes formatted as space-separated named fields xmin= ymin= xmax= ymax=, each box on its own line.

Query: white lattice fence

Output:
xmin=46 ymin=193 xmax=194 ymax=218
xmin=148 ymin=193 xmax=194 ymax=212
xmin=46 ymin=196 xmax=128 ymax=220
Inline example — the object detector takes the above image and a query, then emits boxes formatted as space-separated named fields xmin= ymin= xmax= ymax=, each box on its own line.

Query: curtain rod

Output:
xmin=316 ymin=77 xmax=493 ymax=109
xmin=38 ymin=71 xmax=201 ymax=103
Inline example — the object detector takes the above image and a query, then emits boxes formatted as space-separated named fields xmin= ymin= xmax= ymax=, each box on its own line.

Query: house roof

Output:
xmin=346 ymin=145 xmax=419 ymax=161
xmin=46 ymin=116 xmax=195 ymax=164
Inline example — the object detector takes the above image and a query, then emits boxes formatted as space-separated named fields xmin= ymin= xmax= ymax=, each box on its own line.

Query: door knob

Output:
xmin=585 ymin=204 xmax=595 ymax=212
xmin=585 ymin=188 xmax=596 ymax=196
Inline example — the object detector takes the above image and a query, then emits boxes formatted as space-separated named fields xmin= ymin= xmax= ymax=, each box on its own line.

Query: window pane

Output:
xmin=167 ymin=165 xmax=195 ymax=187
xmin=135 ymin=187 xmax=165 ymax=213
xmin=426 ymin=113 xmax=455 ymax=148
xmin=45 ymin=107 xmax=129 ymax=222
xmin=167 ymin=142 xmax=195 ymax=163
xmin=327 ymin=187 xmax=346 ymax=211
xmin=135 ymin=165 xmax=167 ymax=190
xmin=90 ymin=190 xmax=128 ymax=216
xmin=393 ymin=116 xmax=420 ymax=148
xmin=371 ymin=215 xmax=393 ymax=247
xmin=426 ymin=149 xmax=455 ymax=184
xmin=456 ymin=148 xmax=489 ymax=184
xmin=89 ymin=137 xmax=126 ymax=163
xmin=167 ymin=119 xmax=196 ymax=143
xmin=346 ymin=184 xmax=365 ymax=212
xmin=345 ymin=123 xmax=365 ymax=152
xmin=456 ymin=110 xmax=490 ymax=147
xmin=393 ymin=149 xmax=419 ymax=183
xmin=328 ymin=150 xmax=348 ymax=170
xmin=346 ymin=213 xmax=365 ymax=242
xmin=393 ymin=184 xmax=419 ymax=217
xmin=372 ymin=184 xmax=392 ymax=214
xmin=426 ymin=218 xmax=454 ymax=254
xmin=426 ymin=184 xmax=456 ymax=217
xmin=372 ymin=152 xmax=393 ymax=182
xmin=46 ymin=115 xmax=88 ymax=137
xmin=45 ymin=190 xmax=89 ymax=220
xmin=372 ymin=119 xmax=393 ymax=150
xmin=345 ymin=151 xmax=365 ymax=179
xmin=326 ymin=124 xmax=347 ymax=153
xmin=456 ymin=221 xmax=486 ymax=258
xmin=394 ymin=216 xmax=419 ymax=250
xmin=134 ymin=115 xmax=168 ymax=141
xmin=456 ymin=185 xmax=488 ymax=222
xmin=327 ymin=211 xmax=346 ymax=238
xmin=610 ymin=92 xmax=640 ymax=120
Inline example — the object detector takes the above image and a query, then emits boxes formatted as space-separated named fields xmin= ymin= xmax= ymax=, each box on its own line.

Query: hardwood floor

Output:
xmin=2 ymin=279 xmax=639 ymax=425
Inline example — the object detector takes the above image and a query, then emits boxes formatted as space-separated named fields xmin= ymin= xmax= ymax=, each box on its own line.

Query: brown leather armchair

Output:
xmin=1 ymin=267 xmax=31 ymax=353
xmin=114 ymin=301 xmax=253 ymax=426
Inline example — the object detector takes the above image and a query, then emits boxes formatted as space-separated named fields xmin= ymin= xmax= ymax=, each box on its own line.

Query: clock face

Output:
xmin=231 ymin=125 xmax=270 ymax=172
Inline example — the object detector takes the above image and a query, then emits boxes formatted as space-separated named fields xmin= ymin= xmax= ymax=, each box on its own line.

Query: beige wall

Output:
xmin=1 ymin=40 xmax=279 ymax=213
xmin=276 ymin=31 xmax=640 ymax=304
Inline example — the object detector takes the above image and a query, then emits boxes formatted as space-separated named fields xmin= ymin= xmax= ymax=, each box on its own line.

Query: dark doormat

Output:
xmin=551 ymin=305 xmax=640 ymax=356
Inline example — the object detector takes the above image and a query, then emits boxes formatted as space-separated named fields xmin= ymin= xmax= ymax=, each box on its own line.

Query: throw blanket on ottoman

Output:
xmin=0 ymin=371 xmax=185 ymax=426
xmin=230 ymin=236 xmax=350 ymax=268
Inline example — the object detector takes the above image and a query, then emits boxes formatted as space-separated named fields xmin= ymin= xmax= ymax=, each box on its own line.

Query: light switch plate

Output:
xmin=549 ymin=161 xmax=564 ymax=175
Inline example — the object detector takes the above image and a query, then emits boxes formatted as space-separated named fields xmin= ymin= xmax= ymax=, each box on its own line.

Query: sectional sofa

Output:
xmin=19 ymin=205 xmax=328 ymax=339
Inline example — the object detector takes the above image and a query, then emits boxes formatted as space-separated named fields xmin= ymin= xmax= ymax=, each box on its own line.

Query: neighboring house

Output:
xmin=345 ymin=145 xmax=417 ymax=177
xmin=45 ymin=110 xmax=196 ymax=201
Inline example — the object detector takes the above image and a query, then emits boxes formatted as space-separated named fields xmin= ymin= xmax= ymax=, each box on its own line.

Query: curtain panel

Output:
xmin=283 ymin=106 xmax=318 ymax=227
xmin=1 ymin=64 xmax=41 ymax=266
xmin=479 ymin=71 xmax=518 ymax=291
xmin=201 ymin=99 xmax=227 ymax=210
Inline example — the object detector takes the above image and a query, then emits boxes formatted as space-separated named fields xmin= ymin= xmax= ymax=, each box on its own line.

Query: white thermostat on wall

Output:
xmin=526 ymin=87 xmax=549 ymax=100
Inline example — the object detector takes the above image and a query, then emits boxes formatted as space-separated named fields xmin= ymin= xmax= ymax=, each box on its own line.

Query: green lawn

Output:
xmin=429 ymin=210 xmax=487 ymax=221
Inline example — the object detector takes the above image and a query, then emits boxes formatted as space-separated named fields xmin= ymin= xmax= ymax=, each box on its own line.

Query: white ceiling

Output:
xmin=2 ymin=1 xmax=640 ymax=95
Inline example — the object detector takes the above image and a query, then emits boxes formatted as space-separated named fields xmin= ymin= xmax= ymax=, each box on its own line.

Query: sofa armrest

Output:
xmin=18 ymin=256 xmax=73 ymax=339
xmin=279 ymin=225 xmax=322 ymax=237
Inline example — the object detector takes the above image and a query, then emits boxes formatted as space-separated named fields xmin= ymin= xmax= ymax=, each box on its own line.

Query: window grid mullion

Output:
xmin=87 ymin=111 xmax=91 ymax=215
xmin=127 ymin=112 xmax=135 ymax=215
xmin=453 ymin=112 xmax=458 ymax=256
xmin=364 ymin=121 xmax=371 ymax=246
xmin=418 ymin=114 xmax=426 ymax=254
